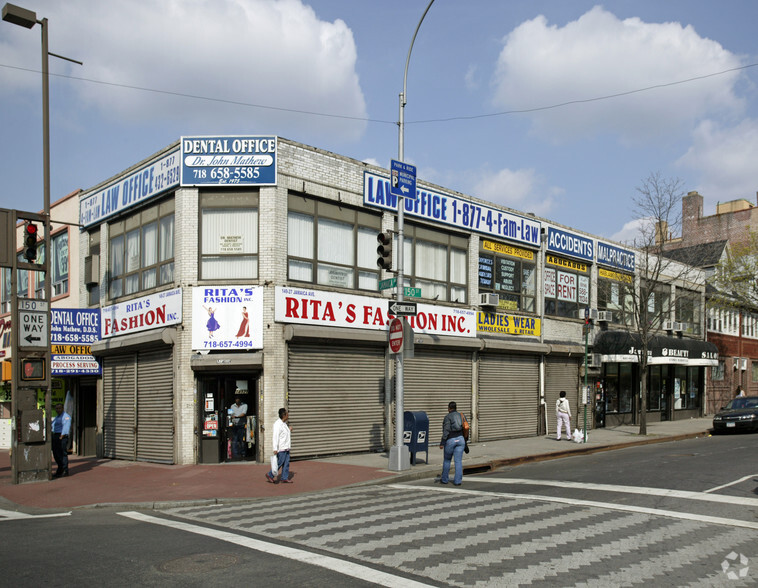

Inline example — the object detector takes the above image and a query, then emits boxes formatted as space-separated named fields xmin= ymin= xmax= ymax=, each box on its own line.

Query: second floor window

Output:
xmin=109 ymin=200 xmax=174 ymax=300
xmin=200 ymin=192 xmax=258 ymax=280
xmin=478 ymin=240 xmax=536 ymax=312
xmin=597 ymin=268 xmax=634 ymax=325
xmin=544 ymin=255 xmax=589 ymax=319
xmin=676 ymin=288 xmax=702 ymax=335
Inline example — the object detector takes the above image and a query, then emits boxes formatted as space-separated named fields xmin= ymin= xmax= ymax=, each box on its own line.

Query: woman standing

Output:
xmin=556 ymin=390 xmax=572 ymax=441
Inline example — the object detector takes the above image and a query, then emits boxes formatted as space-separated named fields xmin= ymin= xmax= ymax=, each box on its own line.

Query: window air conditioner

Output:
xmin=586 ymin=308 xmax=599 ymax=320
xmin=662 ymin=320 xmax=674 ymax=331
xmin=673 ymin=321 xmax=684 ymax=332
xmin=597 ymin=310 xmax=612 ymax=322
xmin=588 ymin=353 xmax=602 ymax=368
xmin=84 ymin=254 xmax=99 ymax=286
xmin=478 ymin=293 xmax=499 ymax=307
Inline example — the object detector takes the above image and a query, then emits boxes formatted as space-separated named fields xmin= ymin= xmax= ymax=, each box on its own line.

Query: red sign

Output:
xmin=389 ymin=318 xmax=404 ymax=354
xmin=204 ymin=420 xmax=218 ymax=430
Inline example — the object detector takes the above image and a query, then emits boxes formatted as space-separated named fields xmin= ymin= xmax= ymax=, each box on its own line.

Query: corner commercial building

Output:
xmin=76 ymin=136 xmax=717 ymax=465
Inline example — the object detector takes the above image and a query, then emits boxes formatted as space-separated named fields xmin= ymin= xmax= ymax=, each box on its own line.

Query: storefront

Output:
xmin=592 ymin=330 xmax=718 ymax=426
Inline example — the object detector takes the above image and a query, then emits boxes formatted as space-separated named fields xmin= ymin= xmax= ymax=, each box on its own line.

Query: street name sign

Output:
xmin=390 ymin=159 xmax=417 ymax=200
xmin=388 ymin=301 xmax=417 ymax=316
xmin=403 ymin=287 xmax=421 ymax=298
xmin=379 ymin=277 xmax=397 ymax=291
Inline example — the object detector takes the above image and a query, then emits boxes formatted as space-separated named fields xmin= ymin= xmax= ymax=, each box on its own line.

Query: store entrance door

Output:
xmin=199 ymin=375 xmax=257 ymax=464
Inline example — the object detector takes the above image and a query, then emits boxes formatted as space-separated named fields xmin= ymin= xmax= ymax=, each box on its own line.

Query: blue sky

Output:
xmin=2 ymin=0 xmax=758 ymax=243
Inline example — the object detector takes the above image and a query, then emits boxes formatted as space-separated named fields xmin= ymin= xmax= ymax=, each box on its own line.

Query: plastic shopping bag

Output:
xmin=572 ymin=429 xmax=587 ymax=443
xmin=270 ymin=455 xmax=278 ymax=476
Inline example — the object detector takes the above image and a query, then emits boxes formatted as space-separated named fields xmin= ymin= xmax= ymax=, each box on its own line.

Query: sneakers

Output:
xmin=265 ymin=471 xmax=278 ymax=484
xmin=281 ymin=479 xmax=293 ymax=484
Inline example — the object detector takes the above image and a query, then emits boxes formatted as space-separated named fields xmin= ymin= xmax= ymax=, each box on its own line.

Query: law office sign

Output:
xmin=181 ymin=135 xmax=277 ymax=186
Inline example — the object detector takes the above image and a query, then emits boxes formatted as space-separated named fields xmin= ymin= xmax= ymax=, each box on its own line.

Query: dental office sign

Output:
xmin=181 ymin=135 xmax=277 ymax=186
xmin=275 ymin=287 xmax=476 ymax=337
xmin=363 ymin=171 xmax=541 ymax=247
xmin=101 ymin=288 xmax=182 ymax=338
xmin=80 ymin=149 xmax=180 ymax=228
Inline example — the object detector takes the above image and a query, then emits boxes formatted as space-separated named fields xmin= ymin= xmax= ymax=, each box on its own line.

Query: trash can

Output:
xmin=403 ymin=410 xmax=429 ymax=465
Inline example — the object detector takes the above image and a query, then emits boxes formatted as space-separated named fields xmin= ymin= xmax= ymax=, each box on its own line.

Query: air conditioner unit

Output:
xmin=585 ymin=308 xmax=599 ymax=321
xmin=478 ymin=293 xmax=499 ymax=307
xmin=588 ymin=353 xmax=602 ymax=368
xmin=673 ymin=321 xmax=684 ymax=332
xmin=597 ymin=310 xmax=612 ymax=322
xmin=663 ymin=320 xmax=674 ymax=331
xmin=84 ymin=254 xmax=99 ymax=286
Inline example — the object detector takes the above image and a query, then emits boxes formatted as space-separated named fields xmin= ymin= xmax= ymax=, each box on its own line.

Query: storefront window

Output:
xmin=597 ymin=268 xmax=634 ymax=325
xmin=604 ymin=363 xmax=633 ymax=414
xmin=676 ymin=288 xmax=702 ymax=335
xmin=648 ymin=365 xmax=667 ymax=411
xmin=287 ymin=196 xmax=380 ymax=292
xmin=478 ymin=240 xmax=536 ymax=312
xmin=544 ymin=255 xmax=590 ymax=319
xmin=109 ymin=199 xmax=174 ymax=300
xmin=200 ymin=192 xmax=258 ymax=280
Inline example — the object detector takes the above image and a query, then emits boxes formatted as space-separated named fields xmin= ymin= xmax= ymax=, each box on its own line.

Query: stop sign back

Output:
xmin=389 ymin=318 xmax=404 ymax=354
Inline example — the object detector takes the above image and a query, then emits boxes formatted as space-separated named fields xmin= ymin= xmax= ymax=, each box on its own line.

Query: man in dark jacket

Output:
xmin=438 ymin=401 xmax=465 ymax=485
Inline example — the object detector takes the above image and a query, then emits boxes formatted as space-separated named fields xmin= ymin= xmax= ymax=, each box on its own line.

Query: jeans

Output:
xmin=441 ymin=436 xmax=465 ymax=485
xmin=276 ymin=450 xmax=290 ymax=481
xmin=232 ymin=424 xmax=246 ymax=458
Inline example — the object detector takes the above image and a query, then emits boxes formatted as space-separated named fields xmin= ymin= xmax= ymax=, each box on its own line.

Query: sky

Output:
xmin=2 ymin=0 xmax=758 ymax=244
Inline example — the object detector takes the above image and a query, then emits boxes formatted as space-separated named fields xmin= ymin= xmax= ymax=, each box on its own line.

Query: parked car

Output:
xmin=712 ymin=396 xmax=758 ymax=433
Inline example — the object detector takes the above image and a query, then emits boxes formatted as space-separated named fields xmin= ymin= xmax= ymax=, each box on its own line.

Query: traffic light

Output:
xmin=23 ymin=222 xmax=38 ymax=262
xmin=1 ymin=360 xmax=10 ymax=382
xmin=20 ymin=358 xmax=45 ymax=381
xmin=376 ymin=231 xmax=393 ymax=270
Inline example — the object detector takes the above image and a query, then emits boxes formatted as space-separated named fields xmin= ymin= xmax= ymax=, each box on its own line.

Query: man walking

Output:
xmin=556 ymin=390 xmax=572 ymax=441
xmin=437 ymin=401 xmax=466 ymax=486
xmin=52 ymin=402 xmax=72 ymax=478
xmin=267 ymin=408 xmax=292 ymax=484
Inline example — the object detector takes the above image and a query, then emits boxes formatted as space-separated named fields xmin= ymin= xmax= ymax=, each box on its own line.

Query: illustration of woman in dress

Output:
xmin=203 ymin=305 xmax=221 ymax=338
xmin=235 ymin=306 xmax=250 ymax=338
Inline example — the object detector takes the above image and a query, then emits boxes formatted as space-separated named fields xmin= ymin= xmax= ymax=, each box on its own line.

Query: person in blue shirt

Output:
xmin=52 ymin=403 xmax=72 ymax=478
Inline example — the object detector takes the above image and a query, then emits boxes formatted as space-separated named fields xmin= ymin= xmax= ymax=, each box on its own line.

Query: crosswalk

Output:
xmin=162 ymin=481 xmax=757 ymax=586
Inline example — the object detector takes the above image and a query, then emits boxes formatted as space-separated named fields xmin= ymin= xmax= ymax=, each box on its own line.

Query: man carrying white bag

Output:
xmin=266 ymin=408 xmax=293 ymax=484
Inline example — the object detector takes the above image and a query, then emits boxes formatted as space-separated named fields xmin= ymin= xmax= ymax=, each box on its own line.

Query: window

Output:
xmin=200 ymin=192 xmax=258 ymax=280
xmin=109 ymin=200 xmax=174 ymax=300
xmin=287 ymin=196 xmax=381 ymax=291
xmin=674 ymin=366 xmax=700 ymax=410
xmin=33 ymin=242 xmax=46 ymax=299
xmin=604 ymin=363 xmax=633 ymax=414
xmin=752 ymin=362 xmax=758 ymax=383
xmin=402 ymin=224 xmax=468 ymax=303
xmin=88 ymin=229 xmax=100 ymax=306
xmin=642 ymin=281 xmax=671 ymax=328
xmin=647 ymin=365 xmax=668 ymax=411
xmin=597 ymin=268 xmax=634 ymax=325
xmin=51 ymin=230 xmax=69 ymax=297
xmin=544 ymin=255 xmax=590 ymax=318
xmin=1 ymin=268 xmax=9 ymax=314
xmin=478 ymin=240 xmax=536 ymax=312
xmin=676 ymin=288 xmax=702 ymax=335
xmin=712 ymin=360 xmax=725 ymax=381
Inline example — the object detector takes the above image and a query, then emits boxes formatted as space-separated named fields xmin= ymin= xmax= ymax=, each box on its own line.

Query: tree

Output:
xmin=601 ymin=172 xmax=704 ymax=435
xmin=708 ymin=231 xmax=758 ymax=310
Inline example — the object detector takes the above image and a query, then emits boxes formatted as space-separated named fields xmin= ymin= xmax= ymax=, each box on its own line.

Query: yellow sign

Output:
xmin=598 ymin=268 xmax=633 ymax=283
xmin=51 ymin=344 xmax=92 ymax=355
xmin=477 ymin=312 xmax=541 ymax=337
xmin=547 ymin=254 xmax=588 ymax=273
xmin=482 ymin=240 xmax=534 ymax=261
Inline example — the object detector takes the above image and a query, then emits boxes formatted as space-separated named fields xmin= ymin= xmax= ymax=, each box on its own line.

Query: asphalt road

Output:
xmin=2 ymin=433 xmax=756 ymax=587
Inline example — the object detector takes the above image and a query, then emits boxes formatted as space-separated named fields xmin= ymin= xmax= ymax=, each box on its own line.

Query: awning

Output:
xmin=592 ymin=330 xmax=719 ymax=367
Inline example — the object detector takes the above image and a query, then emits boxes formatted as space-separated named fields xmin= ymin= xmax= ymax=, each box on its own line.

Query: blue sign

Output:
xmin=390 ymin=159 xmax=417 ymax=200
xmin=597 ymin=241 xmax=635 ymax=272
xmin=546 ymin=227 xmax=594 ymax=261
xmin=181 ymin=135 xmax=278 ymax=187
xmin=80 ymin=149 xmax=180 ymax=228
xmin=364 ymin=171 xmax=541 ymax=247
xmin=51 ymin=309 xmax=101 ymax=375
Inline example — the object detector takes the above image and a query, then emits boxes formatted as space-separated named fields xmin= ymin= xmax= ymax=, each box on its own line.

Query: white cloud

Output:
xmin=0 ymin=0 xmax=367 ymax=140
xmin=464 ymin=64 xmax=478 ymax=91
xmin=491 ymin=6 xmax=744 ymax=143
xmin=610 ymin=217 xmax=647 ymax=245
xmin=472 ymin=167 xmax=560 ymax=216
xmin=677 ymin=118 xmax=758 ymax=205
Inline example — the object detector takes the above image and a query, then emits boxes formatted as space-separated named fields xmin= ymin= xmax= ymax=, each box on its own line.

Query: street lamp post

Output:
xmin=388 ymin=0 xmax=435 ymax=472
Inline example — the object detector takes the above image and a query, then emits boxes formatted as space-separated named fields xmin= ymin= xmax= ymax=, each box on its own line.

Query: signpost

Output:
xmin=390 ymin=159 xmax=417 ymax=199
xmin=389 ymin=318 xmax=404 ymax=354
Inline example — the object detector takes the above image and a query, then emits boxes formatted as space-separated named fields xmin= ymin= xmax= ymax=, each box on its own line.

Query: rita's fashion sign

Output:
xmin=192 ymin=286 xmax=264 ymax=351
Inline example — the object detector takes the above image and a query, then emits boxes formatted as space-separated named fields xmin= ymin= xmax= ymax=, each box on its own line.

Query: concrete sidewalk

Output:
xmin=0 ymin=417 xmax=714 ymax=511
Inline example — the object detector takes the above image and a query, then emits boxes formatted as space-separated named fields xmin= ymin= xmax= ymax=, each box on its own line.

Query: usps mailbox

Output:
xmin=403 ymin=410 xmax=429 ymax=465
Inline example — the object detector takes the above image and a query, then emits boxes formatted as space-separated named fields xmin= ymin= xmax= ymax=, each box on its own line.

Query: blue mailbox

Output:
xmin=403 ymin=410 xmax=429 ymax=465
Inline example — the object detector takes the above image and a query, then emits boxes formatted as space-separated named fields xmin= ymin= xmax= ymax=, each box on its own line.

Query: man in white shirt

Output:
xmin=229 ymin=397 xmax=247 ymax=460
xmin=267 ymin=407 xmax=292 ymax=483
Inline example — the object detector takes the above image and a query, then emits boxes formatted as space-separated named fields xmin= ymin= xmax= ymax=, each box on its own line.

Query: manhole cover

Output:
xmin=158 ymin=553 xmax=240 ymax=574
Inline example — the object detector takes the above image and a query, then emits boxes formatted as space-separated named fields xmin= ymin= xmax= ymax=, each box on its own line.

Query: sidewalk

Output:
xmin=0 ymin=418 xmax=714 ymax=511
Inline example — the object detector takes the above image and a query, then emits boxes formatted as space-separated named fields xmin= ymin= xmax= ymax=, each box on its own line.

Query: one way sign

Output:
xmin=19 ymin=310 xmax=48 ymax=348
xmin=390 ymin=159 xmax=417 ymax=200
